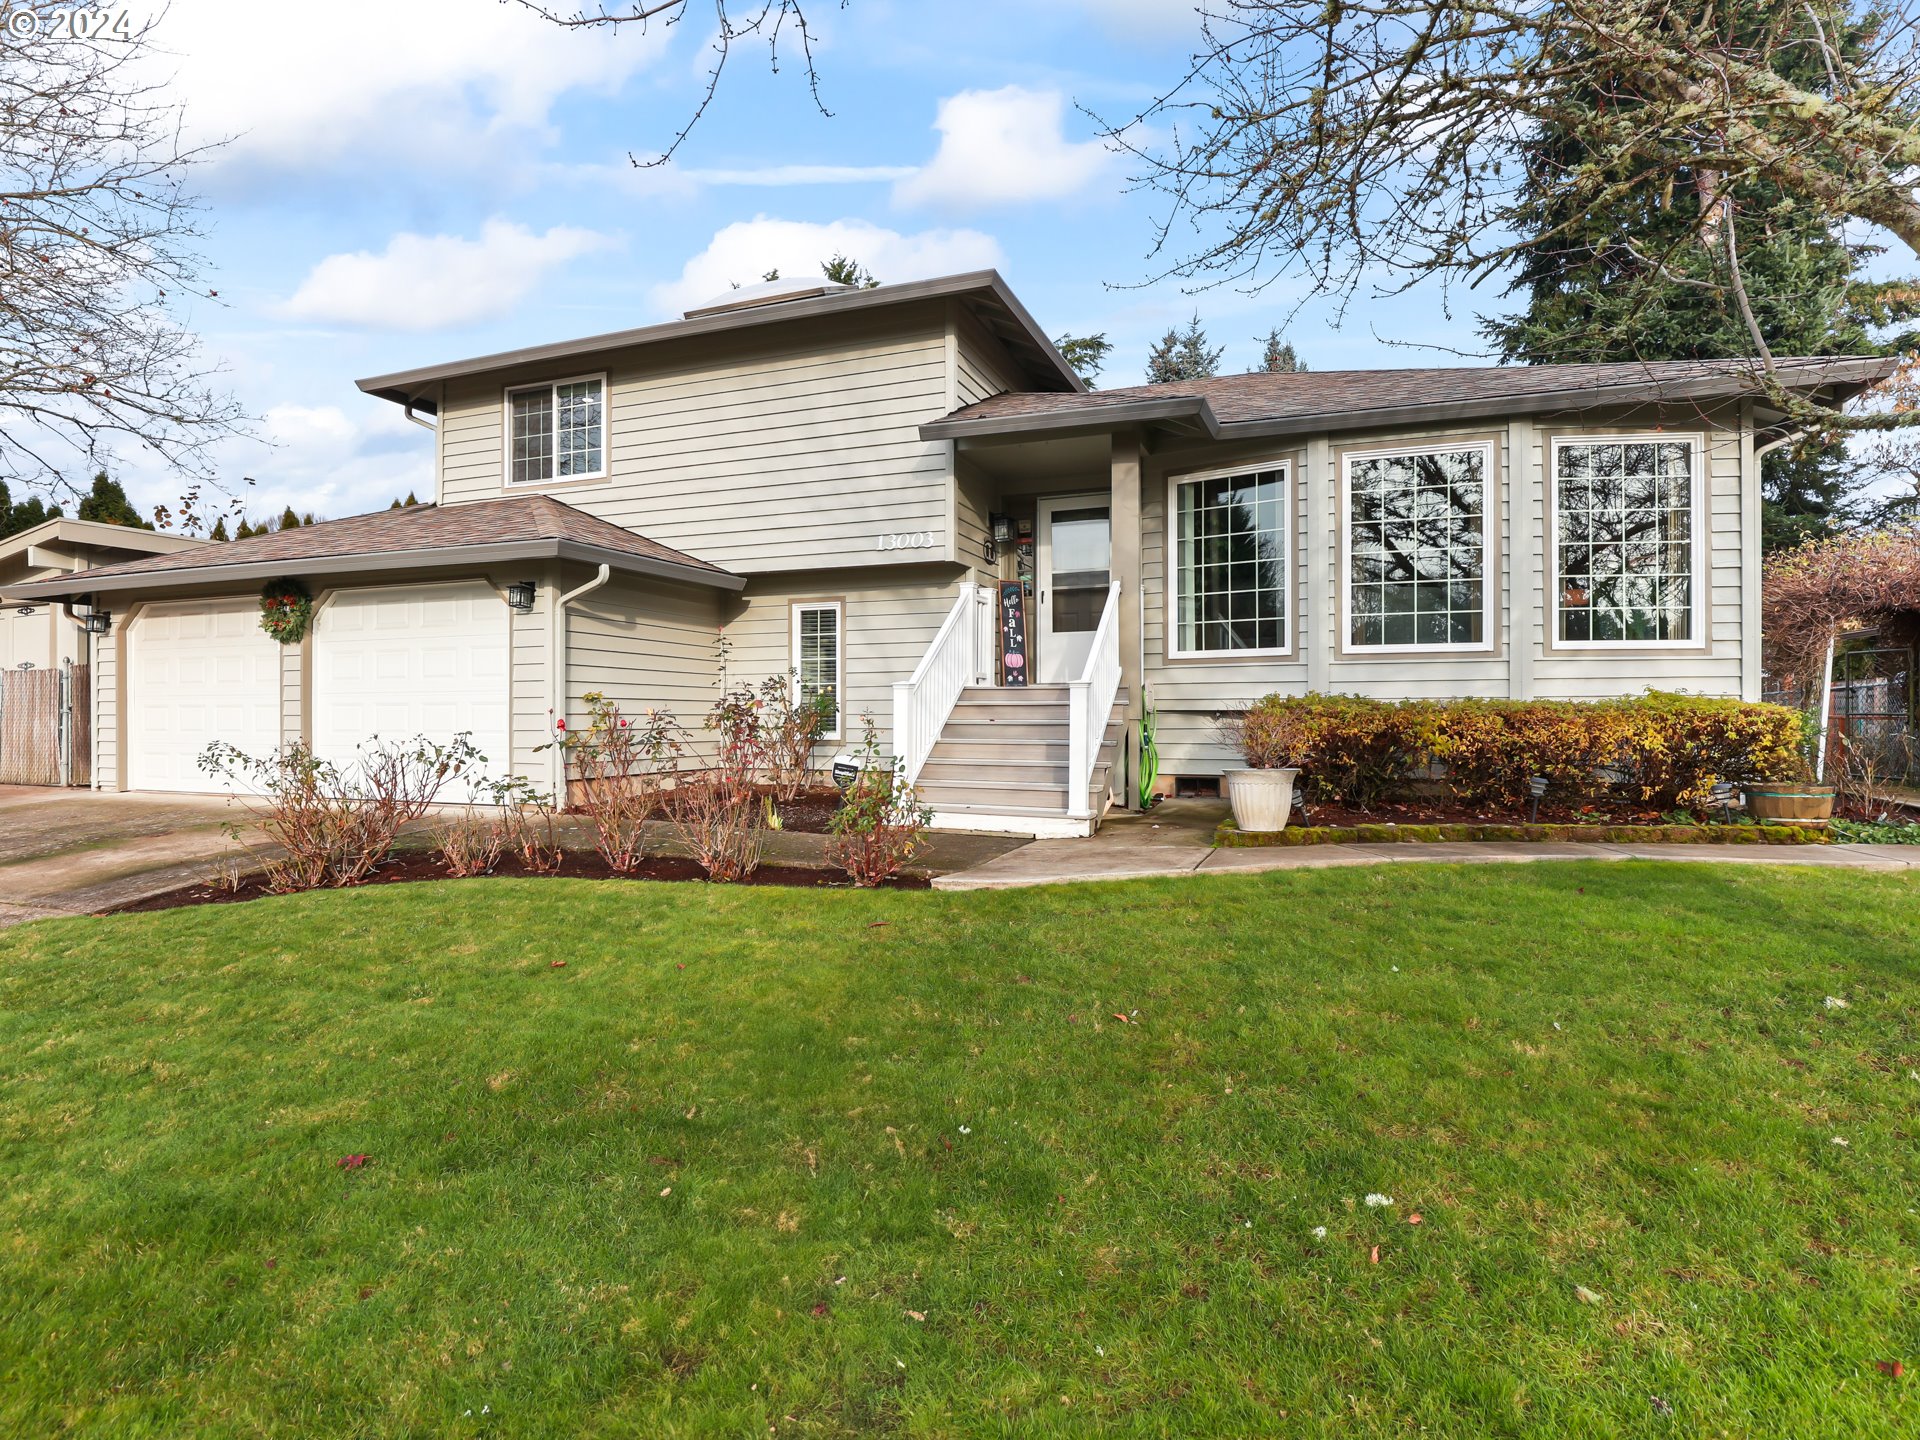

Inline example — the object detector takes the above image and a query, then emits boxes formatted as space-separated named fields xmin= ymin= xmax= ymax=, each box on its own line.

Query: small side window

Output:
xmin=791 ymin=601 xmax=842 ymax=741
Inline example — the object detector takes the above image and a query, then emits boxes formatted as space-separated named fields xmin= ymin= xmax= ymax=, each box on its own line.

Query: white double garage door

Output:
xmin=127 ymin=583 xmax=512 ymax=795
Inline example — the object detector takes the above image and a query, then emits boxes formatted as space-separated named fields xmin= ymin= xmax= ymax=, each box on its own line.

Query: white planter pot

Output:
xmin=1225 ymin=767 xmax=1299 ymax=833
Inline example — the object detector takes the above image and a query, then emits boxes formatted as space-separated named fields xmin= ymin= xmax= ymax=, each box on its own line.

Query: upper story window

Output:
xmin=1170 ymin=464 xmax=1288 ymax=657
xmin=506 ymin=374 xmax=606 ymax=486
xmin=1553 ymin=436 xmax=1701 ymax=645
xmin=1343 ymin=441 xmax=1493 ymax=651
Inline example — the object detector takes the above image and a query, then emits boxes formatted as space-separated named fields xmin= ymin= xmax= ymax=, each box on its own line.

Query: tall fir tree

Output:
xmin=1054 ymin=333 xmax=1114 ymax=388
xmin=1482 ymin=0 xmax=1918 ymax=552
xmin=1258 ymin=328 xmax=1308 ymax=373
xmin=1145 ymin=314 xmax=1224 ymax=384
xmin=208 ymin=516 xmax=230 ymax=542
xmin=76 ymin=471 xmax=153 ymax=530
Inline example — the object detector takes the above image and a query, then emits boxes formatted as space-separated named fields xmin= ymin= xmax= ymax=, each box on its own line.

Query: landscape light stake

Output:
xmin=1528 ymin=775 xmax=1549 ymax=824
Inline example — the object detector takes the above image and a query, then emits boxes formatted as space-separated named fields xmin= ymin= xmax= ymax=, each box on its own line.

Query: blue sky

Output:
xmin=135 ymin=0 xmax=1486 ymax=526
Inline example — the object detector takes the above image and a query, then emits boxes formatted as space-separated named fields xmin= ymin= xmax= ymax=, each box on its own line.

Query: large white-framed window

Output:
xmin=1550 ymin=434 xmax=1704 ymax=647
xmin=1341 ymin=440 xmax=1495 ymax=652
xmin=1167 ymin=462 xmax=1289 ymax=658
xmin=791 ymin=600 xmax=842 ymax=741
xmin=504 ymin=373 xmax=606 ymax=486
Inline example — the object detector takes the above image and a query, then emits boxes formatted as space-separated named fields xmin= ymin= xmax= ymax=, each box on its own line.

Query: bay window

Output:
xmin=506 ymin=374 xmax=605 ymax=486
xmin=1171 ymin=465 xmax=1289 ymax=656
xmin=1343 ymin=442 xmax=1492 ymax=650
xmin=1553 ymin=437 xmax=1700 ymax=645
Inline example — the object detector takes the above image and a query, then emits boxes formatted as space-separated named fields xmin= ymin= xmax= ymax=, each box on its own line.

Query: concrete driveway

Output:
xmin=0 ymin=788 xmax=251 ymax=927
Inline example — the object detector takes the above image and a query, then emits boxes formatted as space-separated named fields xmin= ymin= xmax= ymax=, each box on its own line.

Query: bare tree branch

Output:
xmin=0 ymin=0 xmax=248 ymax=513
xmin=514 ymin=0 xmax=841 ymax=166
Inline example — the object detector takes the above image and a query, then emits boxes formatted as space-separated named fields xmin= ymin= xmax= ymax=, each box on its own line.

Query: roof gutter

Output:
xmin=8 ymin=537 xmax=746 ymax=602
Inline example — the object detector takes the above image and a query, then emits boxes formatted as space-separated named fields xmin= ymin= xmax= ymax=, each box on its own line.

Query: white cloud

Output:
xmin=153 ymin=0 xmax=664 ymax=175
xmin=1060 ymin=0 xmax=1203 ymax=40
xmin=278 ymin=221 xmax=618 ymax=332
xmin=650 ymin=218 xmax=1003 ymax=317
xmin=895 ymin=86 xmax=1115 ymax=210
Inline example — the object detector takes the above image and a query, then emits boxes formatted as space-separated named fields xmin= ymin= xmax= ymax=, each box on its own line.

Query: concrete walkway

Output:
xmin=933 ymin=798 xmax=1920 ymax=890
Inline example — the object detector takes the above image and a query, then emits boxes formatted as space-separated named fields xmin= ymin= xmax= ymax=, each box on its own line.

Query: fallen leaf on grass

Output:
xmin=1879 ymin=1360 xmax=1905 ymax=1378
xmin=1408 ymin=1213 xmax=1423 ymax=1225
xmin=1574 ymin=1285 xmax=1605 ymax=1305
xmin=1368 ymin=1245 xmax=1380 ymax=1264
xmin=659 ymin=1187 xmax=672 ymax=1197
xmin=550 ymin=960 xmax=566 ymax=969
xmin=867 ymin=921 xmax=890 ymax=929
xmin=810 ymin=1302 xmax=829 ymax=1317
xmin=905 ymin=1310 xmax=925 ymax=1322
xmin=1112 ymin=1014 xmax=1130 ymax=1024
xmin=336 ymin=1154 xmax=371 ymax=1171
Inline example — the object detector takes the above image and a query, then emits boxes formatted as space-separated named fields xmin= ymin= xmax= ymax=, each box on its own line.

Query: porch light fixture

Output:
xmin=990 ymin=512 xmax=1014 ymax=545
xmin=505 ymin=581 xmax=536 ymax=613
xmin=83 ymin=610 xmax=113 ymax=635
xmin=1527 ymin=774 xmax=1550 ymax=824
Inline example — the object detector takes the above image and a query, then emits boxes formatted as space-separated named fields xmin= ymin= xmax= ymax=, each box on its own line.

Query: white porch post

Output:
xmin=1110 ymin=431 xmax=1144 ymax=805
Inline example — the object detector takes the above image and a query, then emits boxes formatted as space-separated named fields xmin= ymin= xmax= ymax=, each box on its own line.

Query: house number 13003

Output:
xmin=876 ymin=531 xmax=937 ymax=551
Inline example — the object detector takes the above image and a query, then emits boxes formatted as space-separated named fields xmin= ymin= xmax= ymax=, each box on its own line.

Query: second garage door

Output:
xmin=312 ymin=582 xmax=512 ymax=787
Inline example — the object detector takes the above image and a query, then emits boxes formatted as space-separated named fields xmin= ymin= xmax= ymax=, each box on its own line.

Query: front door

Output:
xmin=1035 ymin=494 xmax=1111 ymax=683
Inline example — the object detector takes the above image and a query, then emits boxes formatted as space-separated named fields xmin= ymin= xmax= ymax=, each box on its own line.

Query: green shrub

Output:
xmin=1232 ymin=692 xmax=1808 ymax=810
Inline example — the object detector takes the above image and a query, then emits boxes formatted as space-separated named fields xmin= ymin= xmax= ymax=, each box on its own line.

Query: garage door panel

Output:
xmin=313 ymin=582 xmax=511 ymax=791
xmin=129 ymin=599 xmax=281 ymax=794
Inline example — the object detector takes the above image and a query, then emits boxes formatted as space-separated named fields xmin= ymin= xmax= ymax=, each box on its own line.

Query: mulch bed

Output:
xmin=112 ymin=848 xmax=927 ymax=916
xmin=767 ymin=789 xmax=843 ymax=834
xmin=1292 ymin=797 xmax=1718 ymax=828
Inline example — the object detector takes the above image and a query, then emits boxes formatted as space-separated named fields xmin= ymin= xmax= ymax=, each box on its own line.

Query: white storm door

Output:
xmin=1034 ymin=495 xmax=1112 ymax=684
xmin=312 ymin=582 xmax=511 ymax=793
xmin=127 ymin=598 xmax=283 ymax=793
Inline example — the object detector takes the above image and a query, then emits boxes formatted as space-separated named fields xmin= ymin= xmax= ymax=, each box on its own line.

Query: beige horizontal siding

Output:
xmin=437 ymin=308 xmax=955 ymax=575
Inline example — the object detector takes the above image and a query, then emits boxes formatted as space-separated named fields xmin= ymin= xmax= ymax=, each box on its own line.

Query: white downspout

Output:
xmin=1815 ymin=631 xmax=1837 ymax=784
xmin=547 ymin=564 xmax=611 ymax=800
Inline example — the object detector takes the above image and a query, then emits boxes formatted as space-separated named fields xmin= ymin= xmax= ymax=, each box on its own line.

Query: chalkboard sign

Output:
xmin=997 ymin=579 xmax=1029 ymax=687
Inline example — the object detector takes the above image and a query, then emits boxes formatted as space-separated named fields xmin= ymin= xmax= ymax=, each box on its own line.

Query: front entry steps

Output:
xmin=915 ymin=686 xmax=1129 ymax=838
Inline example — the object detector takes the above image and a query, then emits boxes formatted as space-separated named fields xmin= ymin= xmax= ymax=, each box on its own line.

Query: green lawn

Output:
xmin=1 ymin=864 xmax=1916 ymax=1438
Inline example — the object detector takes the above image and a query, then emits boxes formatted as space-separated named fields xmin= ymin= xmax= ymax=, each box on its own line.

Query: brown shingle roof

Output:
xmin=13 ymin=495 xmax=741 ymax=597
xmin=922 ymin=356 xmax=1895 ymax=439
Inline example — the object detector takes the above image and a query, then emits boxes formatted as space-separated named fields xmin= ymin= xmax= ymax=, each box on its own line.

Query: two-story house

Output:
xmin=16 ymin=270 xmax=1890 ymax=835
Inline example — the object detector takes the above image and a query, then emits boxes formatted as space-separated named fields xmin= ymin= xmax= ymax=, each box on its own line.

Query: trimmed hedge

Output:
xmin=1235 ymin=692 xmax=1809 ymax=809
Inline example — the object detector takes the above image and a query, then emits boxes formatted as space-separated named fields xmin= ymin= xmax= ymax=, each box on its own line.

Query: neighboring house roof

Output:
xmin=11 ymin=495 xmax=744 ymax=599
xmin=920 ymin=356 xmax=1897 ymax=442
xmin=357 ymin=269 xmax=1085 ymax=411
xmin=0 ymin=517 xmax=209 ymax=600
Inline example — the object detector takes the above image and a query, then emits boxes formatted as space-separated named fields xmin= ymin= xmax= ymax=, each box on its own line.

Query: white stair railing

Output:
xmin=891 ymin=583 xmax=986 ymax=786
xmin=1065 ymin=581 xmax=1122 ymax=819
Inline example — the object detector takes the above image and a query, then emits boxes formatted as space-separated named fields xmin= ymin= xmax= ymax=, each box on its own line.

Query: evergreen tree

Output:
xmin=208 ymin=516 xmax=230 ymax=542
xmin=76 ymin=471 xmax=153 ymax=529
xmin=0 ymin=481 xmax=62 ymax=538
xmin=821 ymin=253 xmax=880 ymax=289
xmin=1145 ymin=314 xmax=1224 ymax=384
xmin=1258 ymin=328 xmax=1308 ymax=373
xmin=1053 ymin=333 xmax=1114 ymax=389
xmin=278 ymin=505 xmax=302 ymax=532
xmin=302 ymin=512 xmax=316 ymax=527
xmin=403 ymin=491 xmax=418 ymax=506
xmin=235 ymin=518 xmax=257 ymax=539
xmin=1482 ymin=0 xmax=1919 ymax=551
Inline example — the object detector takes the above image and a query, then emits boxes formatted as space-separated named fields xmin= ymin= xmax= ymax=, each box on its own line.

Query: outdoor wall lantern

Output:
xmin=83 ymin=610 xmax=113 ymax=635
xmin=1527 ymin=774 xmax=1550 ymax=823
xmin=505 ymin=581 xmax=537 ymax=613
xmin=990 ymin=512 xmax=1015 ymax=544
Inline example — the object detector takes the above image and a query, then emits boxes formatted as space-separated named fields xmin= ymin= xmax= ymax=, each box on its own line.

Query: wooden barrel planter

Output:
xmin=1741 ymin=783 xmax=1836 ymax=825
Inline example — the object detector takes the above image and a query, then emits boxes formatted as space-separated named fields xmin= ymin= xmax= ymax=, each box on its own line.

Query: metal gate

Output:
xmin=0 ymin=661 xmax=90 ymax=787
